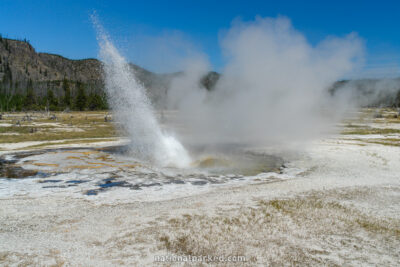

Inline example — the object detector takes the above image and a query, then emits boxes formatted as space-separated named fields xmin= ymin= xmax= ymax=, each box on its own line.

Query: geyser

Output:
xmin=94 ymin=20 xmax=191 ymax=168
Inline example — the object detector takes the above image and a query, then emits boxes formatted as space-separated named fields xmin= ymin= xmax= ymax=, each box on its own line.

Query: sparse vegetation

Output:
xmin=341 ymin=108 xmax=400 ymax=136
xmin=158 ymin=190 xmax=400 ymax=265
xmin=0 ymin=111 xmax=116 ymax=145
xmin=342 ymin=127 xmax=400 ymax=135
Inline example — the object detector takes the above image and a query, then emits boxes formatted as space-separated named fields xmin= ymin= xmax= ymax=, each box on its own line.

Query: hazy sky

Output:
xmin=1 ymin=0 xmax=399 ymax=77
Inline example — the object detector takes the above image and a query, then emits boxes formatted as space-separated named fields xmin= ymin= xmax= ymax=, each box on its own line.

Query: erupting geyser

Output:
xmin=94 ymin=21 xmax=191 ymax=168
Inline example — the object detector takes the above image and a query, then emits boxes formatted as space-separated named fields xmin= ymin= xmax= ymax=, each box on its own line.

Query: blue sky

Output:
xmin=0 ymin=0 xmax=399 ymax=77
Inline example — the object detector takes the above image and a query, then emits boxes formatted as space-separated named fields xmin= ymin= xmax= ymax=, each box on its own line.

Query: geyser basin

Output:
xmin=0 ymin=145 xmax=285 ymax=199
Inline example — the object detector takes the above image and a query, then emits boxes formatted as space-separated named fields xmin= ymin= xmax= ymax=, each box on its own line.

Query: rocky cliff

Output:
xmin=0 ymin=37 xmax=179 ymax=110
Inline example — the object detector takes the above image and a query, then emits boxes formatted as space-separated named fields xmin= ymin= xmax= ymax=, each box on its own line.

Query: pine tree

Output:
xmin=62 ymin=78 xmax=71 ymax=107
xmin=75 ymin=82 xmax=87 ymax=111
xmin=24 ymin=79 xmax=36 ymax=108
xmin=87 ymin=90 xmax=108 ymax=110
xmin=46 ymin=89 xmax=58 ymax=110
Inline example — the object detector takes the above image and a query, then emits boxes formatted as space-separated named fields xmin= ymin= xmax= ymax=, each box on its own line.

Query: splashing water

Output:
xmin=95 ymin=24 xmax=191 ymax=168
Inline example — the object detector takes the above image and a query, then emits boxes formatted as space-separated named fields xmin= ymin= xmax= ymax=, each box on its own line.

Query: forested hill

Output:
xmin=0 ymin=36 xmax=190 ymax=111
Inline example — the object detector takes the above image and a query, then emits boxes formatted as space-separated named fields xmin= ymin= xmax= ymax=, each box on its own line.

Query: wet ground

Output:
xmin=0 ymin=145 xmax=286 ymax=198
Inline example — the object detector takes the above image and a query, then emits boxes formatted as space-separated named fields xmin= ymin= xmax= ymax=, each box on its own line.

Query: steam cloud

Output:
xmin=167 ymin=16 xmax=365 ymax=147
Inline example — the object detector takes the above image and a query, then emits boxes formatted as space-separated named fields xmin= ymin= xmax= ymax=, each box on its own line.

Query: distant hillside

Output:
xmin=0 ymin=36 xmax=220 ymax=111
xmin=0 ymin=36 xmax=175 ymax=111
xmin=330 ymin=78 xmax=400 ymax=107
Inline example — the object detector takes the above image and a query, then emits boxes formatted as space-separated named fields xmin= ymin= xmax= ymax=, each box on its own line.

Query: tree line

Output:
xmin=0 ymin=77 xmax=108 ymax=112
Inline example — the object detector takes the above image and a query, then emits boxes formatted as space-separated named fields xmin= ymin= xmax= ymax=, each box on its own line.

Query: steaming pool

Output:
xmin=0 ymin=144 xmax=291 ymax=201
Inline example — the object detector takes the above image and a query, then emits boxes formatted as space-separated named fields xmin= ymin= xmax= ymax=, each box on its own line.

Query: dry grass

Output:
xmin=158 ymin=190 xmax=400 ymax=266
xmin=341 ymin=109 xmax=400 ymax=136
xmin=365 ymin=140 xmax=400 ymax=147
xmin=345 ymin=137 xmax=400 ymax=147
xmin=342 ymin=127 xmax=400 ymax=135
xmin=0 ymin=111 xmax=118 ymax=144
xmin=0 ymin=251 xmax=65 ymax=266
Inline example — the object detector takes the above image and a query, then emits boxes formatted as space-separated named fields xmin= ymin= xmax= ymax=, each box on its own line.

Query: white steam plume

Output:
xmin=168 ymin=16 xmax=364 ymax=147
